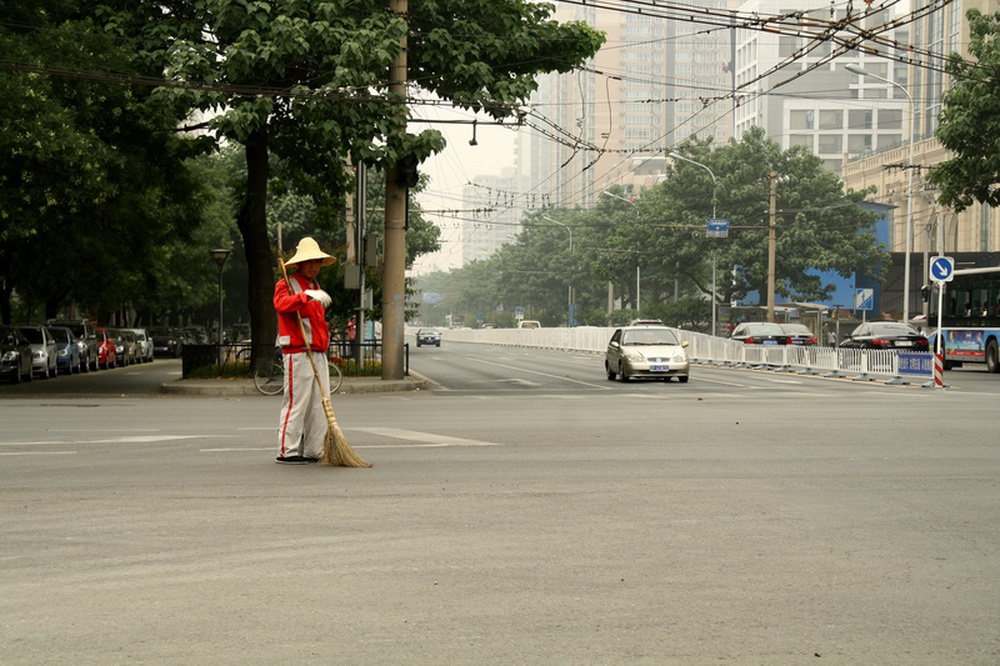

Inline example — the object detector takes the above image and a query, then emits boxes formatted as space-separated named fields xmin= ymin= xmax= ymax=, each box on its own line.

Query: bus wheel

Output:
xmin=986 ymin=339 xmax=1000 ymax=374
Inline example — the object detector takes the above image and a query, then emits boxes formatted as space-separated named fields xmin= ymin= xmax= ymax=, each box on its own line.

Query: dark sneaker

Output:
xmin=275 ymin=455 xmax=309 ymax=465
xmin=303 ymin=457 xmax=321 ymax=463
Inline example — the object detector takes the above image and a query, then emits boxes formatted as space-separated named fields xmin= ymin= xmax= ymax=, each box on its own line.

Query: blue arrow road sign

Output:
xmin=930 ymin=256 xmax=955 ymax=283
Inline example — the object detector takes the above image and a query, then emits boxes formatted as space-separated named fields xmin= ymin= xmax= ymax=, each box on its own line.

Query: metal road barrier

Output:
xmin=181 ymin=340 xmax=402 ymax=379
xmin=431 ymin=326 xmax=934 ymax=386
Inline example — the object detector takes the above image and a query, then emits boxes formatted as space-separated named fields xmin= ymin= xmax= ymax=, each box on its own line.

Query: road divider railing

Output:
xmin=425 ymin=326 xmax=935 ymax=386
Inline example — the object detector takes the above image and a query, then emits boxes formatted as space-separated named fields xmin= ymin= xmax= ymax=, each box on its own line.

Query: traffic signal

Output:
xmin=394 ymin=155 xmax=419 ymax=188
xmin=921 ymin=284 xmax=931 ymax=302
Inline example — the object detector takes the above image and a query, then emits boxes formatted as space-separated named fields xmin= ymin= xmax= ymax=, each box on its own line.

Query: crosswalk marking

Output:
xmin=353 ymin=427 xmax=499 ymax=448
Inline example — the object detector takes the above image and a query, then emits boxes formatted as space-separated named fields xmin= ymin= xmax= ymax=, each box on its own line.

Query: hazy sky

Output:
xmin=411 ymin=103 xmax=520 ymax=276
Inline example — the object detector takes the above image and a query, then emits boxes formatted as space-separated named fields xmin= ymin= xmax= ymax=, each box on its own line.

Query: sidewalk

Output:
xmin=159 ymin=372 xmax=436 ymax=397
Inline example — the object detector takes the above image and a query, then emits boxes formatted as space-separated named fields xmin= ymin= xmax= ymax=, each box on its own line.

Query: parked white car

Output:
xmin=132 ymin=328 xmax=155 ymax=362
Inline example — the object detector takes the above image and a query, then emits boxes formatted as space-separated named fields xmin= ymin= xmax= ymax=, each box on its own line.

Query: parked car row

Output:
xmin=728 ymin=321 xmax=928 ymax=351
xmin=0 ymin=323 xmax=156 ymax=384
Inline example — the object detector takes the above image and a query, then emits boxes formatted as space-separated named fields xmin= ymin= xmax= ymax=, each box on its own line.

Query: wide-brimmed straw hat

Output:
xmin=285 ymin=237 xmax=335 ymax=266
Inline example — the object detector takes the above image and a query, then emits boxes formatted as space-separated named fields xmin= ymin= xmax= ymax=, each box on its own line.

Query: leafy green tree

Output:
xmin=0 ymin=2 xmax=207 ymax=324
xmin=411 ymin=129 xmax=887 ymax=331
xmin=929 ymin=9 xmax=1000 ymax=211
xmin=110 ymin=0 xmax=603 ymax=366
xmin=665 ymin=129 xmax=887 ymax=312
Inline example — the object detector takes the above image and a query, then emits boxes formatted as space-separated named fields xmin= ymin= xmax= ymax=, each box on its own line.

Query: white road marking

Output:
xmin=468 ymin=357 xmax=611 ymax=389
xmin=0 ymin=451 xmax=77 ymax=456
xmin=202 ymin=447 xmax=272 ymax=452
xmin=0 ymin=435 xmax=215 ymax=447
xmin=203 ymin=428 xmax=501 ymax=453
xmin=354 ymin=427 xmax=499 ymax=447
xmin=498 ymin=378 xmax=542 ymax=387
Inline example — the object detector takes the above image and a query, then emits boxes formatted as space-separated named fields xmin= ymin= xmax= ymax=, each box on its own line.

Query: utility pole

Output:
xmin=382 ymin=0 xmax=408 ymax=380
xmin=767 ymin=171 xmax=778 ymax=323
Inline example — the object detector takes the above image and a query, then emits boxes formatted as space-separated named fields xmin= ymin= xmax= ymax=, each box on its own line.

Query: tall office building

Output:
xmin=442 ymin=2 xmax=735 ymax=268
xmin=733 ymin=0 xmax=910 ymax=174
xmin=459 ymin=169 xmax=523 ymax=264
xmin=517 ymin=2 xmax=735 ymax=210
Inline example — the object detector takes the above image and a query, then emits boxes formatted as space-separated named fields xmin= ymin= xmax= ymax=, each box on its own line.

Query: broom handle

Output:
xmin=278 ymin=258 xmax=328 ymax=397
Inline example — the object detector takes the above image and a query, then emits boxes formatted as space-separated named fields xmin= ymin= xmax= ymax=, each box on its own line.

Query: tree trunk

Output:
xmin=237 ymin=127 xmax=277 ymax=374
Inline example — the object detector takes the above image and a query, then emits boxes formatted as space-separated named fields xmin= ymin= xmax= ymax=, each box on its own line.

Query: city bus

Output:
xmin=933 ymin=266 xmax=1000 ymax=373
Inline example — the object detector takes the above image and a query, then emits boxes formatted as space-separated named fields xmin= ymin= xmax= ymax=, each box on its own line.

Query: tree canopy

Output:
xmin=417 ymin=128 xmax=888 ymax=331
xmin=929 ymin=9 xmax=1000 ymax=211
xmin=0 ymin=1 xmax=208 ymax=324
xmin=1 ymin=0 xmax=604 ymax=355
xmin=99 ymin=0 xmax=604 ymax=366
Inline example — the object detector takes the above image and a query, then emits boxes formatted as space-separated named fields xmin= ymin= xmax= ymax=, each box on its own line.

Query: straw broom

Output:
xmin=279 ymin=258 xmax=372 ymax=468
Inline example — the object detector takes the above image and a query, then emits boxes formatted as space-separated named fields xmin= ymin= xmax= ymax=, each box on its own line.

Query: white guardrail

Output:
xmin=418 ymin=326 xmax=936 ymax=385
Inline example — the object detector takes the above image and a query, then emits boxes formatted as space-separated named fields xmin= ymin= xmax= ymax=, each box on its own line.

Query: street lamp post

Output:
xmin=541 ymin=215 xmax=575 ymax=326
xmin=767 ymin=171 xmax=778 ymax=323
xmin=210 ymin=248 xmax=231 ymax=367
xmin=668 ymin=152 xmax=719 ymax=334
xmin=600 ymin=190 xmax=641 ymax=312
xmin=846 ymin=63 xmax=915 ymax=322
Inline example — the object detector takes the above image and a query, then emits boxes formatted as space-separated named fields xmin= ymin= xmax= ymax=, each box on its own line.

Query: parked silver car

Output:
xmin=0 ymin=325 xmax=34 ymax=383
xmin=605 ymin=326 xmax=690 ymax=383
xmin=15 ymin=325 xmax=58 ymax=379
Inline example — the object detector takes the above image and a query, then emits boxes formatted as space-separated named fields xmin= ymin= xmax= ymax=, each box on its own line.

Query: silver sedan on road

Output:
xmin=605 ymin=325 xmax=690 ymax=382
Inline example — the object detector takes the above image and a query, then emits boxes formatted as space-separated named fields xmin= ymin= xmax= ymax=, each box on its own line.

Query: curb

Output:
xmin=159 ymin=371 xmax=437 ymax=397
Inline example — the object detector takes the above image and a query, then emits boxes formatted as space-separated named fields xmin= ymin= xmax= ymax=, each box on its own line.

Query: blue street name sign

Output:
xmin=706 ymin=218 xmax=730 ymax=238
xmin=897 ymin=352 xmax=933 ymax=376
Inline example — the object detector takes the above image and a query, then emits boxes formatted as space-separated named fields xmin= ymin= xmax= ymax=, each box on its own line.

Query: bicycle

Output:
xmin=253 ymin=349 xmax=343 ymax=396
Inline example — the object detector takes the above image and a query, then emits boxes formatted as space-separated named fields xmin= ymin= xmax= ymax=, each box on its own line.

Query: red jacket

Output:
xmin=273 ymin=273 xmax=330 ymax=353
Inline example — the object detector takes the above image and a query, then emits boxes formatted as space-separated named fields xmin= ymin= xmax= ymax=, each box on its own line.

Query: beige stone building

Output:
xmin=841 ymin=1 xmax=1000 ymax=260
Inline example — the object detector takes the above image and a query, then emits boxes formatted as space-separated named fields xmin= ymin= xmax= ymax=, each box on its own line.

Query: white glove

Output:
xmin=304 ymin=289 xmax=332 ymax=308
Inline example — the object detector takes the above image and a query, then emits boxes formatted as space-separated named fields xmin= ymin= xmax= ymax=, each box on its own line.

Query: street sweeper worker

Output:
xmin=273 ymin=237 xmax=335 ymax=464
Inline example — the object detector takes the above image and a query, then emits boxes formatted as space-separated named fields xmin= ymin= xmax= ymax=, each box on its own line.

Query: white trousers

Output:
xmin=277 ymin=351 xmax=330 ymax=459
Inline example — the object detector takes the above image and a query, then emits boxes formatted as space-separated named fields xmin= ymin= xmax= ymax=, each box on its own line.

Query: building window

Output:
xmin=819 ymin=110 xmax=843 ymax=130
xmin=789 ymin=110 xmax=814 ymax=130
xmin=848 ymin=109 xmax=873 ymax=129
xmin=877 ymin=134 xmax=902 ymax=151
xmin=818 ymin=134 xmax=842 ymax=153
xmin=878 ymin=109 xmax=902 ymax=130
xmin=788 ymin=134 xmax=813 ymax=149
xmin=779 ymin=35 xmax=799 ymax=57
xmin=848 ymin=134 xmax=873 ymax=153
xmin=866 ymin=62 xmax=889 ymax=79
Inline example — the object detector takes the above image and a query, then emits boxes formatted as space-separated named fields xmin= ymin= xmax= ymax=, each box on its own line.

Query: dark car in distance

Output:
xmin=416 ymin=328 xmax=441 ymax=347
xmin=780 ymin=323 xmax=818 ymax=346
xmin=729 ymin=322 xmax=792 ymax=346
xmin=149 ymin=326 xmax=184 ymax=358
xmin=839 ymin=321 xmax=929 ymax=351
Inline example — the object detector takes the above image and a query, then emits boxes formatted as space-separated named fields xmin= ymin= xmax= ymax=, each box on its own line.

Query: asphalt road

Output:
xmin=2 ymin=344 xmax=999 ymax=664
